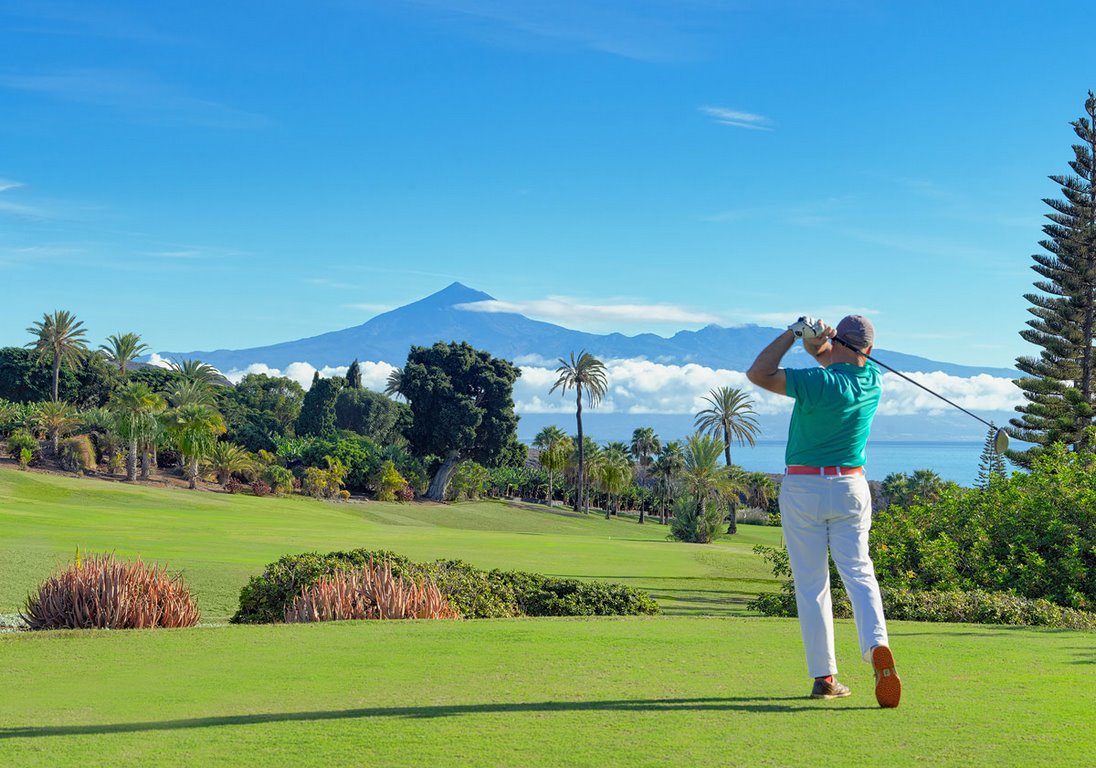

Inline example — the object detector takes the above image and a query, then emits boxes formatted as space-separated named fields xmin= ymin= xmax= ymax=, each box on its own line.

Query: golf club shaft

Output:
xmin=831 ymin=336 xmax=997 ymax=431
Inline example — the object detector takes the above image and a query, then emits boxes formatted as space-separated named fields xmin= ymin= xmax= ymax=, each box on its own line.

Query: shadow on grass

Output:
xmin=0 ymin=697 xmax=880 ymax=739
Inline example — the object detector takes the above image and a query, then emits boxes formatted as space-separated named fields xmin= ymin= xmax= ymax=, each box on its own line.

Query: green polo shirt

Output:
xmin=784 ymin=361 xmax=881 ymax=467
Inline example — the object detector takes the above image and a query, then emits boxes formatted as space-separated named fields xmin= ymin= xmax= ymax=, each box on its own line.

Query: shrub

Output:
xmin=224 ymin=477 xmax=244 ymax=494
xmin=372 ymin=459 xmax=406 ymax=502
xmin=397 ymin=483 xmax=415 ymax=502
xmin=262 ymin=464 xmax=296 ymax=495
xmin=108 ymin=451 xmax=125 ymax=475
xmin=6 ymin=429 xmax=37 ymax=461
xmin=447 ymin=460 xmax=490 ymax=501
xmin=19 ymin=447 xmax=32 ymax=470
xmin=746 ymin=544 xmax=1096 ymax=630
xmin=22 ymin=551 xmax=200 ymax=630
xmin=251 ymin=480 xmax=271 ymax=497
xmin=492 ymin=570 xmax=661 ymax=616
xmin=337 ymin=489 xmax=351 ymax=501
xmin=284 ymin=560 xmax=459 ymax=622
xmin=670 ymin=495 xmax=724 ymax=544
xmin=302 ymin=457 xmax=348 ymax=499
xmin=59 ymin=435 xmax=96 ymax=473
xmin=232 ymin=549 xmax=660 ymax=623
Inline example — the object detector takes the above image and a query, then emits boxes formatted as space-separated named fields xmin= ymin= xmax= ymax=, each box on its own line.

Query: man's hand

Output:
xmin=787 ymin=316 xmax=825 ymax=340
xmin=804 ymin=323 xmax=836 ymax=365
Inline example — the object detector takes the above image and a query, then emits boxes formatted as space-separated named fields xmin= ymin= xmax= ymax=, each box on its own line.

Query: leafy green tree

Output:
xmin=334 ymin=387 xmax=407 ymax=444
xmin=534 ymin=425 xmax=570 ymax=503
xmin=296 ymin=373 xmax=343 ymax=438
xmin=401 ymin=342 xmax=521 ymax=501
xmin=165 ymin=404 xmax=226 ymax=489
xmin=630 ymin=427 xmax=661 ymax=480
xmin=217 ymin=373 xmax=304 ymax=452
xmin=26 ymin=310 xmax=89 ymax=402
xmin=976 ymin=426 xmax=1009 ymax=489
xmin=109 ymin=382 xmax=167 ymax=482
xmin=100 ymin=333 xmax=148 ymax=376
xmin=550 ymin=351 xmax=608 ymax=514
xmin=346 ymin=359 xmax=363 ymax=389
xmin=694 ymin=386 xmax=761 ymax=467
xmin=1010 ymin=92 xmax=1096 ymax=463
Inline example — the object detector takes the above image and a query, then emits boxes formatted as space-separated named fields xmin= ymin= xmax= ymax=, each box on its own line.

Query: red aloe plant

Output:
xmin=22 ymin=551 xmax=201 ymax=630
xmin=285 ymin=558 xmax=459 ymax=623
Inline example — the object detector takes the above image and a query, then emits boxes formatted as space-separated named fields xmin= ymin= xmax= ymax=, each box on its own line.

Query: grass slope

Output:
xmin=0 ymin=467 xmax=780 ymax=620
xmin=2 ymin=619 xmax=1093 ymax=767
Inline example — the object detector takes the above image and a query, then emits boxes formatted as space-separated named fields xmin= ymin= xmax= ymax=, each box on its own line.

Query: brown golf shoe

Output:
xmin=809 ymin=678 xmax=851 ymax=699
xmin=872 ymin=645 xmax=902 ymax=708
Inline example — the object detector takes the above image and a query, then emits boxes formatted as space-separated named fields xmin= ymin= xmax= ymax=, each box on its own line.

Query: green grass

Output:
xmin=2 ymin=467 xmax=1094 ymax=767
xmin=2 ymin=618 xmax=1094 ymax=767
xmin=0 ymin=467 xmax=781 ymax=620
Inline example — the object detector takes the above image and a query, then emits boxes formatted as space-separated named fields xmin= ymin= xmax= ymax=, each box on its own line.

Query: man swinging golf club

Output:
xmin=747 ymin=314 xmax=901 ymax=708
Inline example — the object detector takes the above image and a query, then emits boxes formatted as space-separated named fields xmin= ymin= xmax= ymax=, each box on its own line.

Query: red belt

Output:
xmin=786 ymin=465 xmax=864 ymax=476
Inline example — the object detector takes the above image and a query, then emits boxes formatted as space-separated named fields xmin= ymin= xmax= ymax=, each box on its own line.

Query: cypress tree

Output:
xmin=346 ymin=359 xmax=362 ymax=389
xmin=1010 ymin=91 xmax=1096 ymax=464
xmin=296 ymin=373 xmax=343 ymax=438
xmin=976 ymin=426 xmax=1008 ymax=489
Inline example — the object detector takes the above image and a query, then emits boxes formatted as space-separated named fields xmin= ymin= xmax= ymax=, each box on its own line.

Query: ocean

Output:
xmin=726 ymin=440 xmax=995 ymax=487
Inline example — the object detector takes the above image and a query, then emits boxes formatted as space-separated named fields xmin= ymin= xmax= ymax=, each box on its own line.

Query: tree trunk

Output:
xmin=548 ymin=467 xmax=554 ymax=505
xmin=575 ymin=387 xmax=585 ymax=513
xmin=727 ymin=500 xmax=737 ymax=535
xmin=51 ymin=429 xmax=60 ymax=456
xmin=140 ymin=447 xmax=151 ymax=480
xmin=52 ymin=355 xmax=61 ymax=403
xmin=639 ymin=502 xmax=645 ymax=524
xmin=188 ymin=457 xmax=198 ymax=490
xmin=126 ymin=439 xmax=137 ymax=481
xmin=425 ymin=450 xmax=461 ymax=501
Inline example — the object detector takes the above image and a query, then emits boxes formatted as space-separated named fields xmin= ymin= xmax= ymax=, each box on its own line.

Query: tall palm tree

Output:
xmin=165 ymin=404 xmax=226 ymax=489
xmin=167 ymin=379 xmax=218 ymax=407
xmin=109 ymin=382 xmax=167 ymax=482
xmin=652 ymin=441 xmax=686 ymax=525
xmin=744 ymin=471 xmax=778 ymax=513
xmin=170 ymin=358 xmax=221 ymax=387
xmin=630 ymin=427 xmax=661 ymax=480
xmin=384 ymin=367 xmax=404 ymax=401
xmin=694 ymin=386 xmax=762 ymax=467
xmin=100 ymin=332 xmax=148 ymax=376
xmin=533 ymin=425 xmax=569 ymax=503
xmin=550 ymin=351 xmax=608 ymax=514
xmin=597 ymin=444 xmax=633 ymax=520
xmin=26 ymin=310 xmax=89 ymax=402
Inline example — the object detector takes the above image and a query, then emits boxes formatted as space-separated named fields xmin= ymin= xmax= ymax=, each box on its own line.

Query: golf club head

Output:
xmin=994 ymin=428 xmax=1009 ymax=455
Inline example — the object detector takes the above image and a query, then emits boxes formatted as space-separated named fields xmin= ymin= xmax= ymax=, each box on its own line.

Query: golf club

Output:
xmin=831 ymin=336 xmax=1010 ymax=454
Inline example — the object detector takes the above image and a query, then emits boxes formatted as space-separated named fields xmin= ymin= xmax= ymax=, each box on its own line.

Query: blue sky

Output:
xmin=1 ymin=1 xmax=1091 ymax=368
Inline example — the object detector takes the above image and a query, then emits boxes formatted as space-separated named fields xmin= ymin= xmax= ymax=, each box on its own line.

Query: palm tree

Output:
xmin=630 ymin=427 xmax=661 ymax=480
xmin=681 ymin=433 xmax=739 ymax=522
xmin=165 ymin=404 xmax=226 ymax=489
xmin=596 ymin=444 xmax=634 ymax=520
xmin=206 ymin=441 xmax=257 ymax=486
xmin=384 ymin=367 xmax=404 ymax=400
xmin=100 ymin=332 xmax=149 ymax=376
xmin=744 ymin=471 xmax=777 ymax=513
xmin=167 ymin=379 xmax=217 ymax=407
xmin=550 ymin=351 xmax=608 ymax=514
xmin=651 ymin=441 xmax=685 ymax=524
xmin=26 ymin=310 xmax=89 ymax=402
xmin=694 ymin=386 xmax=762 ymax=467
xmin=35 ymin=400 xmax=77 ymax=456
xmin=533 ymin=425 xmax=569 ymax=504
xmin=109 ymin=382 xmax=167 ymax=482
xmin=170 ymin=358 xmax=221 ymax=387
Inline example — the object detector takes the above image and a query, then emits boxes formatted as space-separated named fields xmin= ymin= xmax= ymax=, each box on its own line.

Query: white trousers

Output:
xmin=779 ymin=473 xmax=889 ymax=678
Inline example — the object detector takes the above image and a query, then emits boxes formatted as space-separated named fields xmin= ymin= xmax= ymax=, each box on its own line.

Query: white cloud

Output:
xmin=700 ymin=105 xmax=773 ymax=131
xmin=223 ymin=360 xmax=396 ymax=390
xmin=456 ymin=297 xmax=720 ymax=326
xmin=215 ymin=357 xmax=1023 ymax=420
xmin=146 ymin=353 xmax=174 ymax=369
xmin=0 ymin=179 xmax=23 ymax=193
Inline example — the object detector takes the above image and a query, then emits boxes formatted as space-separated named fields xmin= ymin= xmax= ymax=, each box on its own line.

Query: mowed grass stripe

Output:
xmin=0 ymin=467 xmax=782 ymax=620
xmin=1 ymin=618 xmax=1093 ymax=767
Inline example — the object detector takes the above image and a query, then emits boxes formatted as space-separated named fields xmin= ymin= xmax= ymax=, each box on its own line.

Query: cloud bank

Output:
xmin=214 ymin=357 xmax=1023 ymax=419
xmin=456 ymin=297 xmax=720 ymax=326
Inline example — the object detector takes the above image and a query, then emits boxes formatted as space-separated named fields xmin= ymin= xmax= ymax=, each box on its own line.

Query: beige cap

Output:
xmin=836 ymin=315 xmax=875 ymax=351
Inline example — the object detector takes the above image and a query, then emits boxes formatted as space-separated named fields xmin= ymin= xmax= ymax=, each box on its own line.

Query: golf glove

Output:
xmin=788 ymin=316 xmax=825 ymax=340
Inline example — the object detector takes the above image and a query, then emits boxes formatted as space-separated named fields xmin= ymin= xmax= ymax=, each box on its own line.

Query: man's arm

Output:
xmin=746 ymin=331 xmax=794 ymax=396
xmin=803 ymin=324 xmax=837 ymax=368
